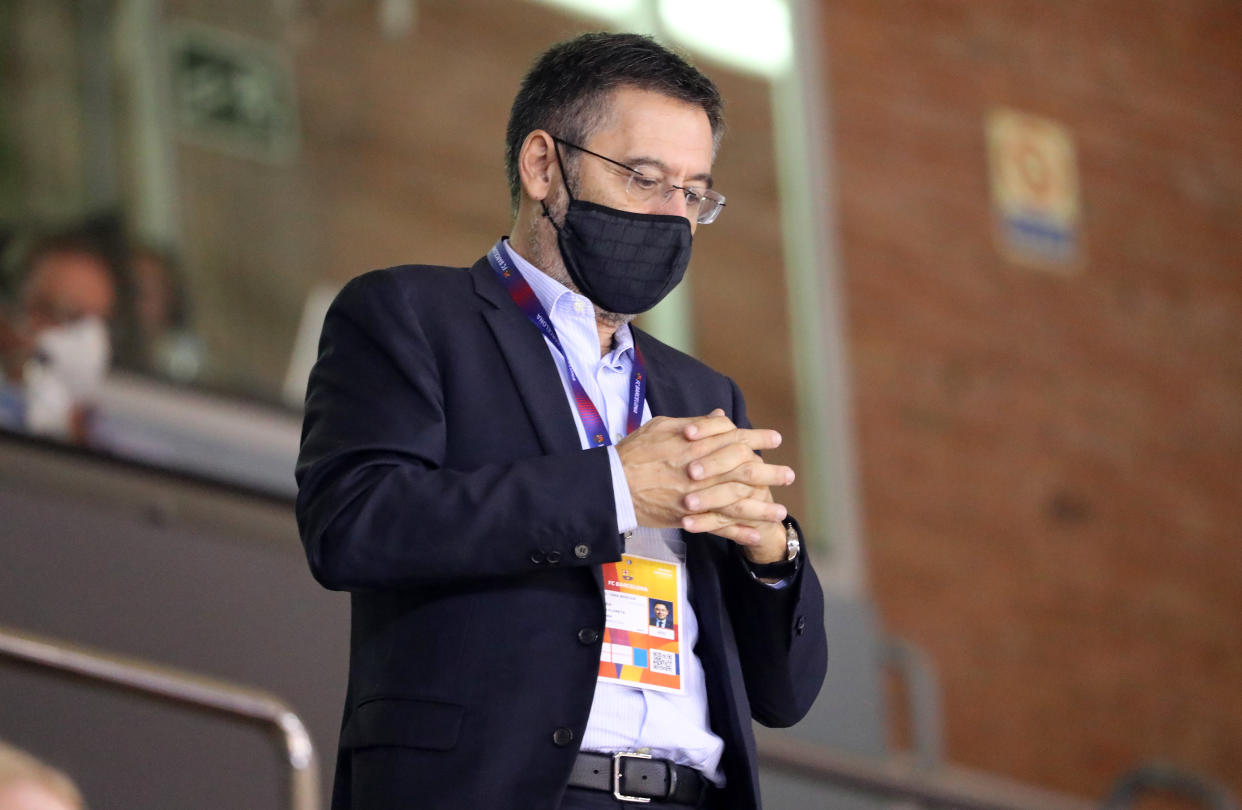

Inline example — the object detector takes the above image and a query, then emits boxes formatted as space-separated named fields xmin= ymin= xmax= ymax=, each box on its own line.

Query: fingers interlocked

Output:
xmin=617 ymin=410 xmax=796 ymax=541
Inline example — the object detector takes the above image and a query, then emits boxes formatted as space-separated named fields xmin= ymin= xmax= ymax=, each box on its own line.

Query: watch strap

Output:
xmin=744 ymin=519 xmax=801 ymax=580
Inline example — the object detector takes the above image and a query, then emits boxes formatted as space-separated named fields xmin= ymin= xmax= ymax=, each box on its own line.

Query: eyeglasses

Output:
xmin=552 ymin=136 xmax=726 ymax=225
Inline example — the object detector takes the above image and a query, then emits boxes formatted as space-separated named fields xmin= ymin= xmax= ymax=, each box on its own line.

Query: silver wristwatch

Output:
xmin=783 ymin=518 xmax=801 ymax=562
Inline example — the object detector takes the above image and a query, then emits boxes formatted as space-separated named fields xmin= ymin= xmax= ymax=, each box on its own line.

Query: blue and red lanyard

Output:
xmin=487 ymin=240 xmax=646 ymax=448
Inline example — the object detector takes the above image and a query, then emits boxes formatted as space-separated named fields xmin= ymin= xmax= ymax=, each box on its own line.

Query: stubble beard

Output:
xmin=529 ymin=191 xmax=636 ymax=329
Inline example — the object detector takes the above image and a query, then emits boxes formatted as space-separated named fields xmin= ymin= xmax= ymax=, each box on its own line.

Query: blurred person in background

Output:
xmin=0 ymin=741 xmax=84 ymax=810
xmin=0 ymin=230 xmax=115 ymax=443
xmin=127 ymin=242 xmax=203 ymax=384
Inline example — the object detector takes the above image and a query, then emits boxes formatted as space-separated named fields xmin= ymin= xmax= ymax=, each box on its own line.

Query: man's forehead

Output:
xmin=586 ymin=87 xmax=714 ymax=173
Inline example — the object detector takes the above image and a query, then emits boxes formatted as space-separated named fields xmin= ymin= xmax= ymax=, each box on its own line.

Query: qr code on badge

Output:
xmin=649 ymin=649 xmax=677 ymax=675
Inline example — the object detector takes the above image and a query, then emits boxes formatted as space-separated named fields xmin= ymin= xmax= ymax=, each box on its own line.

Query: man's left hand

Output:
xmin=680 ymin=487 xmax=789 ymax=563
xmin=676 ymin=422 xmax=793 ymax=563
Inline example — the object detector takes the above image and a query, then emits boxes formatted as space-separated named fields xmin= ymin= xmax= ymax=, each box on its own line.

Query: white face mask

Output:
xmin=32 ymin=316 xmax=111 ymax=401
xmin=23 ymin=317 xmax=111 ymax=439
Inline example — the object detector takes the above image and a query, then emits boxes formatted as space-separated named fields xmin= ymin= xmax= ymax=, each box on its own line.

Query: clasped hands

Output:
xmin=615 ymin=409 xmax=795 ymax=564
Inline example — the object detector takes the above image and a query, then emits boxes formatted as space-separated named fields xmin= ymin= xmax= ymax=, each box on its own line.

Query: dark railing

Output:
xmin=0 ymin=623 xmax=320 ymax=810
xmin=757 ymin=729 xmax=1097 ymax=810
xmin=6 ymin=624 xmax=1235 ymax=810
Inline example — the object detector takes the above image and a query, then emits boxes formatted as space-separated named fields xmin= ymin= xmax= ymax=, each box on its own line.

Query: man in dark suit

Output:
xmin=296 ymin=33 xmax=827 ymax=810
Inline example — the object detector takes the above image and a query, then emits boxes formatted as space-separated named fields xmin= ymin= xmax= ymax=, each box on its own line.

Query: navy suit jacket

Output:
xmin=295 ymin=255 xmax=828 ymax=810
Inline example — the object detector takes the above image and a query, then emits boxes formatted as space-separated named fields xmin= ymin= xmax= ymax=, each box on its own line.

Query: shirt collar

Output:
xmin=502 ymin=238 xmax=635 ymax=364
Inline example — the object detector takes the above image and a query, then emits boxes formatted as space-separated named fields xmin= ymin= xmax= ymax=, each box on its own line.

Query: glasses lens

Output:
xmin=625 ymin=173 xmax=661 ymax=202
xmin=625 ymin=174 xmax=725 ymax=224
xmin=696 ymin=192 xmax=725 ymax=225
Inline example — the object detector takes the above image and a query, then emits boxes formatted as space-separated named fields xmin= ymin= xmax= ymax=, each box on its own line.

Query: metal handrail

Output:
xmin=882 ymin=635 xmax=945 ymax=769
xmin=1102 ymin=762 xmax=1239 ymax=810
xmin=756 ymin=729 xmax=1096 ymax=810
xmin=0 ymin=623 xmax=320 ymax=810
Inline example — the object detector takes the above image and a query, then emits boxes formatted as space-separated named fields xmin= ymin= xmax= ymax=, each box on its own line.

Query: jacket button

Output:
xmin=530 ymin=550 xmax=545 ymax=564
xmin=552 ymin=727 xmax=575 ymax=746
xmin=795 ymin=615 xmax=806 ymax=635
xmin=573 ymin=544 xmax=590 ymax=559
xmin=577 ymin=628 xmax=599 ymax=645
xmin=546 ymin=550 xmax=562 ymax=564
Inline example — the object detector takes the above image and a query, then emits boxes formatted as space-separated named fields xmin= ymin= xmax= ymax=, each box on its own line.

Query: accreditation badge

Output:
xmin=598 ymin=553 xmax=686 ymax=694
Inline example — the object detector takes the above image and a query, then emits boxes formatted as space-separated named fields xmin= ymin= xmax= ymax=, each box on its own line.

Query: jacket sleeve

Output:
xmin=720 ymin=378 xmax=828 ymax=728
xmin=294 ymin=270 xmax=622 ymax=592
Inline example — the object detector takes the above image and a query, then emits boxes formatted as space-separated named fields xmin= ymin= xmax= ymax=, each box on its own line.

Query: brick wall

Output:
xmin=823 ymin=0 xmax=1242 ymax=796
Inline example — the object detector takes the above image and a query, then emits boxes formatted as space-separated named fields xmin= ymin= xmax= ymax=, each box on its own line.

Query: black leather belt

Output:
xmin=568 ymin=751 xmax=709 ymax=804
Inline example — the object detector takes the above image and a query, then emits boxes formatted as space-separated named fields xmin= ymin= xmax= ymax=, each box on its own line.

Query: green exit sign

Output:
xmin=168 ymin=22 xmax=299 ymax=163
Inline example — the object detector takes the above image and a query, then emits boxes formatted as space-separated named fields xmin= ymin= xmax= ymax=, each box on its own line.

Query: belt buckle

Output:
xmin=612 ymin=751 xmax=654 ymax=804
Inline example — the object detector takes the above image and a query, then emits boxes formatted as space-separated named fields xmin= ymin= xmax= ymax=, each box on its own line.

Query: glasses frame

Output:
xmin=552 ymin=136 xmax=726 ymax=225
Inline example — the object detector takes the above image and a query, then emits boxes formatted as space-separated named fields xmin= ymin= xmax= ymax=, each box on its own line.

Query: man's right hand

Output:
xmin=616 ymin=409 xmax=794 ymax=534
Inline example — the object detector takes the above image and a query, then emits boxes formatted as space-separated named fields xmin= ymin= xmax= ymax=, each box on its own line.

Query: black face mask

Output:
xmin=542 ymin=149 xmax=692 ymax=315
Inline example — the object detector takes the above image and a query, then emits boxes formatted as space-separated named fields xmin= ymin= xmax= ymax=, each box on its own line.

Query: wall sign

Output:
xmin=168 ymin=21 xmax=299 ymax=163
xmin=986 ymin=108 xmax=1082 ymax=270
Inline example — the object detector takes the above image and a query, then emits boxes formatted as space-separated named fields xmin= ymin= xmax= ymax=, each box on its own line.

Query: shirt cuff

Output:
xmin=745 ymin=559 xmax=795 ymax=589
xmin=742 ymin=547 xmax=799 ymax=589
xmin=607 ymin=445 xmax=638 ymax=536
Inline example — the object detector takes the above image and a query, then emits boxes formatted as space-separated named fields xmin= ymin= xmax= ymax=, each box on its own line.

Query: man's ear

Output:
xmin=517 ymin=130 xmax=558 ymax=202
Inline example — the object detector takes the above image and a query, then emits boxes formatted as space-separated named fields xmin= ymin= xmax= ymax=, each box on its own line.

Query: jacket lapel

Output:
xmin=470 ymin=257 xmax=583 ymax=457
xmin=633 ymin=331 xmax=737 ymax=686
xmin=634 ymin=329 xmax=692 ymax=419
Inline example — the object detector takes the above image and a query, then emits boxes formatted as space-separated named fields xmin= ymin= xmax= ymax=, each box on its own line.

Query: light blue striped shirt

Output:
xmin=503 ymin=240 xmax=726 ymax=784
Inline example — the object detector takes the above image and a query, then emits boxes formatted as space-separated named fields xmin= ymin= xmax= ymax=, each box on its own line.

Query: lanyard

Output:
xmin=487 ymin=240 xmax=646 ymax=448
